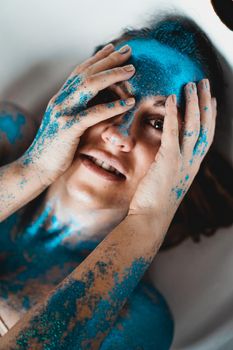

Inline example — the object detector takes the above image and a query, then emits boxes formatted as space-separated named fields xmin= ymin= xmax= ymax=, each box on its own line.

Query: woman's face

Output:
xmin=59 ymin=38 xmax=204 ymax=212
xmin=61 ymin=91 xmax=183 ymax=212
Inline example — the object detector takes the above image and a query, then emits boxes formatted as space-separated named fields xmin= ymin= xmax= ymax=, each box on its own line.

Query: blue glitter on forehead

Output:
xmin=116 ymin=39 xmax=205 ymax=105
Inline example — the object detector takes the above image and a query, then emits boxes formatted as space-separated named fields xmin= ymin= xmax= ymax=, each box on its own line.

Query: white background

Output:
xmin=0 ymin=1 xmax=233 ymax=349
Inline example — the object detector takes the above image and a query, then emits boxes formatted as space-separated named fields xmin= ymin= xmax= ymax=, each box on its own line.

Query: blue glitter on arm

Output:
xmin=8 ymin=257 xmax=150 ymax=349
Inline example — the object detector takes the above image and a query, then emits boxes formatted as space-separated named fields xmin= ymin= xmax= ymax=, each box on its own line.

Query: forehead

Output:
xmin=116 ymin=38 xmax=205 ymax=105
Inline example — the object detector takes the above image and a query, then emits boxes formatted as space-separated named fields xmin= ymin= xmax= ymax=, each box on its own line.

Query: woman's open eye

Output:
xmin=146 ymin=116 xmax=164 ymax=132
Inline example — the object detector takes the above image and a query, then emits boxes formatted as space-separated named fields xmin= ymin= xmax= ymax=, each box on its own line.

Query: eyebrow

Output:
xmin=153 ymin=99 xmax=166 ymax=107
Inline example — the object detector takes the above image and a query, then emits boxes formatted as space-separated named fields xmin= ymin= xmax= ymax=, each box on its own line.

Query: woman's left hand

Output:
xmin=128 ymin=79 xmax=217 ymax=228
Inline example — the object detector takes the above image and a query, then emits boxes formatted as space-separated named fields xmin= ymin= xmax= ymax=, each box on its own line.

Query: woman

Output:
xmin=0 ymin=15 xmax=232 ymax=349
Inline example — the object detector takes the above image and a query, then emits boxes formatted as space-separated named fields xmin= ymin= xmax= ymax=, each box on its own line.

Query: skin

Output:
xmin=0 ymin=44 xmax=136 ymax=222
xmin=0 ymin=42 xmax=217 ymax=348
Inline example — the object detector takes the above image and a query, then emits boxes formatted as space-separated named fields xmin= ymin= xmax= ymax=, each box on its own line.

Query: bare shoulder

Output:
xmin=0 ymin=101 xmax=39 ymax=165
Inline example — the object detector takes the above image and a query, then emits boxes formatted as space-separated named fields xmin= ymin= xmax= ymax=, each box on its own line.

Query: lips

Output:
xmin=80 ymin=154 xmax=126 ymax=182
xmin=79 ymin=149 xmax=128 ymax=177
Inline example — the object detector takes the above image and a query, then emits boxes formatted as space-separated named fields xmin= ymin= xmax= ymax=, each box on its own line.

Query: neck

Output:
xmin=26 ymin=180 xmax=127 ymax=251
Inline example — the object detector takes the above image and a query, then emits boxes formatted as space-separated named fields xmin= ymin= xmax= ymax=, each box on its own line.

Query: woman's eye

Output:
xmin=146 ymin=117 xmax=164 ymax=131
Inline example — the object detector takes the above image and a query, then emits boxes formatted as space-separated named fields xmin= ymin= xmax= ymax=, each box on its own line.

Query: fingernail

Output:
xmin=124 ymin=64 xmax=135 ymax=72
xmin=125 ymin=97 xmax=135 ymax=105
xmin=186 ymin=82 xmax=193 ymax=94
xmin=192 ymin=83 xmax=197 ymax=93
xmin=103 ymin=43 xmax=114 ymax=51
xmin=205 ymin=79 xmax=210 ymax=90
xmin=172 ymin=94 xmax=177 ymax=105
xmin=118 ymin=45 xmax=131 ymax=54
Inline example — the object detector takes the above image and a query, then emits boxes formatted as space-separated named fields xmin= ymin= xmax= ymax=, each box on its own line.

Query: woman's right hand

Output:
xmin=21 ymin=43 xmax=136 ymax=185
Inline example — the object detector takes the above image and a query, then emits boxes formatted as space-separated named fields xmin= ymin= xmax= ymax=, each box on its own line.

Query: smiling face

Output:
xmin=54 ymin=38 xmax=205 ymax=214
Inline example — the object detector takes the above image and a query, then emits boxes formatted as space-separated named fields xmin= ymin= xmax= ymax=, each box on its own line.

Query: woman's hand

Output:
xmin=21 ymin=43 xmax=136 ymax=185
xmin=128 ymin=79 xmax=217 ymax=231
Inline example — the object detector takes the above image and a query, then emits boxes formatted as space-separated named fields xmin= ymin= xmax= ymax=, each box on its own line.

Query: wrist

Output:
xmin=17 ymin=154 xmax=51 ymax=189
xmin=127 ymin=208 xmax=176 ymax=242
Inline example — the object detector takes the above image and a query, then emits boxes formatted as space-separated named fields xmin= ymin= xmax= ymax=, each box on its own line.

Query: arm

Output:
xmin=0 ymin=80 xmax=217 ymax=349
xmin=0 ymin=213 xmax=165 ymax=350
xmin=0 ymin=102 xmax=38 ymax=166
xmin=0 ymin=158 xmax=47 ymax=222
xmin=0 ymin=43 xmax=136 ymax=222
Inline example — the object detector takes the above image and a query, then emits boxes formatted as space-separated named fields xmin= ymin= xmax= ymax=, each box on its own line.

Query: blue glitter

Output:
xmin=184 ymin=130 xmax=194 ymax=137
xmin=119 ymin=100 xmax=127 ymax=107
xmin=24 ymin=203 xmax=52 ymax=238
xmin=113 ymin=38 xmax=205 ymax=137
xmin=107 ymin=102 xmax=115 ymax=108
xmin=1 ymin=207 xmax=174 ymax=349
xmin=100 ymin=282 xmax=174 ymax=350
xmin=193 ymin=126 xmax=208 ymax=157
xmin=22 ymin=295 xmax=30 ymax=309
xmin=172 ymin=187 xmax=185 ymax=200
xmin=79 ymin=91 xmax=93 ymax=108
xmin=0 ymin=112 xmax=26 ymax=144
xmin=54 ymin=75 xmax=83 ymax=105
xmin=115 ymin=39 xmax=205 ymax=106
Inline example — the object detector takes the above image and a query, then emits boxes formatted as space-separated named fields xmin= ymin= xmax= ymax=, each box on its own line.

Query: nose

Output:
xmin=101 ymin=109 xmax=136 ymax=152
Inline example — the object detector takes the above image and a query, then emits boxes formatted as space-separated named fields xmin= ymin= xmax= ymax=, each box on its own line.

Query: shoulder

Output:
xmin=0 ymin=101 xmax=39 ymax=165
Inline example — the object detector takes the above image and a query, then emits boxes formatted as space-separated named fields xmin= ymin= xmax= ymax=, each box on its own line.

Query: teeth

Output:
xmin=89 ymin=156 xmax=122 ymax=176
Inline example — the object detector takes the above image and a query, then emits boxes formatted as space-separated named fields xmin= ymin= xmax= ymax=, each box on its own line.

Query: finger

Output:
xmin=181 ymin=82 xmax=200 ymax=158
xmin=209 ymin=97 xmax=217 ymax=144
xmin=64 ymin=64 xmax=136 ymax=109
xmin=163 ymin=95 xmax=180 ymax=152
xmin=62 ymin=97 xmax=136 ymax=132
xmin=192 ymin=79 xmax=213 ymax=159
xmin=198 ymin=79 xmax=212 ymax=125
xmin=84 ymin=44 xmax=133 ymax=76
xmin=107 ymin=83 xmax=128 ymax=99
xmin=199 ymin=97 xmax=217 ymax=153
xmin=60 ymin=43 xmax=115 ymax=91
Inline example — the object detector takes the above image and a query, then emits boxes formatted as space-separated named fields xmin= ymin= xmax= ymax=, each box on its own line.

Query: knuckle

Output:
xmin=90 ymin=105 xmax=100 ymax=115
xmin=73 ymin=66 xmax=82 ymax=76
xmin=170 ymin=128 xmax=178 ymax=137
xmin=116 ymin=67 xmax=126 ymax=75
xmin=82 ymin=76 xmax=94 ymax=90
xmin=192 ymin=120 xmax=200 ymax=131
xmin=83 ymin=75 xmax=92 ymax=85
xmin=108 ymin=53 xmax=119 ymax=65
xmin=108 ymin=67 xmax=120 ymax=76
xmin=94 ymin=50 xmax=103 ymax=58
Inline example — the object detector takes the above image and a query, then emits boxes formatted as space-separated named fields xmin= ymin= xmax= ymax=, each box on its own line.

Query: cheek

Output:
xmin=134 ymin=146 xmax=159 ymax=184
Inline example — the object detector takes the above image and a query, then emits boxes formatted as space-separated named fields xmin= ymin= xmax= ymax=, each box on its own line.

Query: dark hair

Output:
xmin=94 ymin=14 xmax=233 ymax=250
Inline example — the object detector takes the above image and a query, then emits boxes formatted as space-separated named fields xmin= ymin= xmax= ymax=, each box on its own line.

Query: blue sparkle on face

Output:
xmin=115 ymin=39 xmax=205 ymax=106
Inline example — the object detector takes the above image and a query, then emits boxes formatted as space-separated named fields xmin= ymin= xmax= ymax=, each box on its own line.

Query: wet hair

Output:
xmin=94 ymin=14 xmax=233 ymax=250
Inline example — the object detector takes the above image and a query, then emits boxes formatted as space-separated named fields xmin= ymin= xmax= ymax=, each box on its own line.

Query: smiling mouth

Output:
xmin=79 ymin=154 xmax=126 ymax=182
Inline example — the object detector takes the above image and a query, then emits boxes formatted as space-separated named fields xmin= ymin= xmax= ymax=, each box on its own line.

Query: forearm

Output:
xmin=0 ymin=213 xmax=168 ymax=350
xmin=0 ymin=156 xmax=47 ymax=222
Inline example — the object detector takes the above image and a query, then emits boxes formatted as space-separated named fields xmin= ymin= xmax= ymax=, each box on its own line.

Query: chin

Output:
xmin=65 ymin=177 xmax=129 ymax=213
